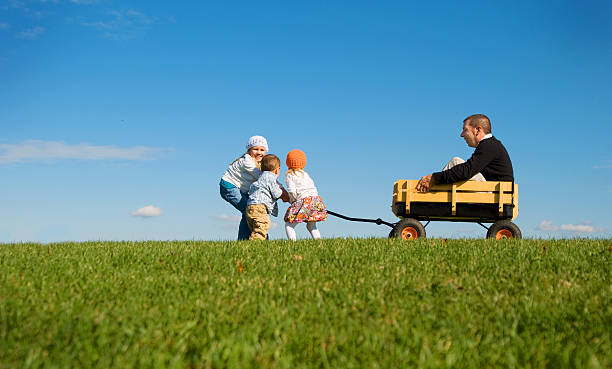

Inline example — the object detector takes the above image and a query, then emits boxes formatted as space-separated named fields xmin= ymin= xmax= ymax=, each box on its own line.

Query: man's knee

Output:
xmin=444 ymin=157 xmax=465 ymax=171
xmin=450 ymin=157 xmax=464 ymax=165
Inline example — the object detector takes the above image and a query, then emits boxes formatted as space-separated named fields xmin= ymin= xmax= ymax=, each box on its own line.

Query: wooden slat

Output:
xmin=395 ymin=180 xmax=515 ymax=192
xmin=497 ymin=182 xmax=503 ymax=215
xmin=451 ymin=183 xmax=457 ymax=215
xmin=405 ymin=180 xmax=411 ymax=214
xmin=512 ymin=183 xmax=519 ymax=220
xmin=409 ymin=192 xmax=453 ymax=202
xmin=409 ymin=192 xmax=511 ymax=204
xmin=432 ymin=180 xmax=514 ymax=192
xmin=393 ymin=181 xmax=401 ymax=202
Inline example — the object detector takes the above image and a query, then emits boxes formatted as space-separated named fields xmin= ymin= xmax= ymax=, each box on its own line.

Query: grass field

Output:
xmin=1 ymin=238 xmax=610 ymax=368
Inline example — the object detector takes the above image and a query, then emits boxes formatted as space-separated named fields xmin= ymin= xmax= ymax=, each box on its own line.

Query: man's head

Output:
xmin=261 ymin=154 xmax=281 ymax=175
xmin=461 ymin=114 xmax=491 ymax=148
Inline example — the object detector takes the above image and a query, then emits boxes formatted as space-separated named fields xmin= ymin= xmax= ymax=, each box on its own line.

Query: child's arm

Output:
xmin=280 ymin=187 xmax=289 ymax=202
xmin=285 ymin=174 xmax=298 ymax=203
xmin=276 ymin=180 xmax=290 ymax=202
xmin=270 ymin=181 xmax=284 ymax=202
xmin=242 ymin=154 xmax=262 ymax=177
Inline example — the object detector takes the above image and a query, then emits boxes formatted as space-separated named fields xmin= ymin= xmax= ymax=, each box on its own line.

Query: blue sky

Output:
xmin=1 ymin=0 xmax=611 ymax=242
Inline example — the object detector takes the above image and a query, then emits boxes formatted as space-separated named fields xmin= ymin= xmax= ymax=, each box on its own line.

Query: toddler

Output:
xmin=219 ymin=136 xmax=267 ymax=240
xmin=246 ymin=154 xmax=285 ymax=240
xmin=283 ymin=149 xmax=327 ymax=240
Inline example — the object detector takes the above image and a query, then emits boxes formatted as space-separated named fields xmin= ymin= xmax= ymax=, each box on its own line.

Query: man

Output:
xmin=415 ymin=114 xmax=513 ymax=192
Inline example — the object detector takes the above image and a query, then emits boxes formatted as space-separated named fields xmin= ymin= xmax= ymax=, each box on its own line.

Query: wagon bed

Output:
xmin=392 ymin=180 xmax=518 ymax=222
xmin=327 ymin=180 xmax=521 ymax=240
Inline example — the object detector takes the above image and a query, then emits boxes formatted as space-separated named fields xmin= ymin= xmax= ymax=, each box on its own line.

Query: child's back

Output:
xmin=248 ymin=171 xmax=282 ymax=217
xmin=245 ymin=154 xmax=284 ymax=240
xmin=283 ymin=150 xmax=327 ymax=240
xmin=285 ymin=169 xmax=318 ymax=203
xmin=222 ymin=153 xmax=261 ymax=194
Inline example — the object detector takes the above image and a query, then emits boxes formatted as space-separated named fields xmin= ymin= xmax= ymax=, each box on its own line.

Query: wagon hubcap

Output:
xmin=401 ymin=227 xmax=418 ymax=239
xmin=496 ymin=229 xmax=513 ymax=239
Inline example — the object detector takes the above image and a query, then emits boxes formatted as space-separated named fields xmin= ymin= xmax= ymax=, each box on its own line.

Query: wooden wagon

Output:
xmin=390 ymin=180 xmax=520 ymax=239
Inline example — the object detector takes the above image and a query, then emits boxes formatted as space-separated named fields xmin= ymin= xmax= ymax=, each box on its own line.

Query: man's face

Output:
xmin=460 ymin=122 xmax=479 ymax=148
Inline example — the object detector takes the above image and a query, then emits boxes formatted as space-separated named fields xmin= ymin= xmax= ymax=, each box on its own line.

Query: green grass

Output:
xmin=1 ymin=238 xmax=610 ymax=368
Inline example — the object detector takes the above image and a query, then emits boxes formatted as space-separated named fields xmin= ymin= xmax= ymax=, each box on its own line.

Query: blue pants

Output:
xmin=219 ymin=183 xmax=251 ymax=240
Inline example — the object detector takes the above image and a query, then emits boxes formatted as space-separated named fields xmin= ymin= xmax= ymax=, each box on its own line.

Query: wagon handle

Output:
xmin=327 ymin=210 xmax=396 ymax=228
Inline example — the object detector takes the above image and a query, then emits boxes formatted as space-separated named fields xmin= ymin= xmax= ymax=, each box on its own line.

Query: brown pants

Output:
xmin=246 ymin=204 xmax=270 ymax=240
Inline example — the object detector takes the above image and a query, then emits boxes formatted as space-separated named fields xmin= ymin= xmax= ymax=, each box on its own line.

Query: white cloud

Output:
xmin=16 ymin=26 xmax=45 ymax=40
xmin=0 ymin=22 xmax=9 ymax=31
xmin=216 ymin=214 xmax=241 ymax=229
xmin=131 ymin=205 xmax=162 ymax=218
xmin=80 ymin=8 xmax=158 ymax=39
xmin=3 ymin=1 xmax=26 ymax=10
xmin=0 ymin=140 xmax=164 ymax=164
xmin=217 ymin=214 xmax=241 ymax=222
xmin=592 ymin=160 xmax=612 ymax=169
xmin=560 ymin=224 xmax=596 ymax=232
xmin=537 ymin=220 xmax=604 ymax=233
xmin=537 ymin=220 xmax=557 ymax=231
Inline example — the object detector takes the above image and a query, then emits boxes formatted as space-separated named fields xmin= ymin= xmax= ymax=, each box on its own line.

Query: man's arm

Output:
xmin=432 ymin=142 xmax=494 ymax=184
xmin=416 ymin=174 xmax=434 ymax=193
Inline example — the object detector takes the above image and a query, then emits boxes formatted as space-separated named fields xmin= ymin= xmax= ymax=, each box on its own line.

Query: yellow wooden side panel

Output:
xmin=392 ymin=180 xmax=518 ymax=209
xmin=394 ymin=180 xmax=514 ymax=197
xmin=409 ymin=191 xmax=512 ymax=204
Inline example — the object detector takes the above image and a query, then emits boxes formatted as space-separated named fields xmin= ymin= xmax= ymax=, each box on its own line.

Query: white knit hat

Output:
xmin=246 ymin=135 xmax=268 ymax=152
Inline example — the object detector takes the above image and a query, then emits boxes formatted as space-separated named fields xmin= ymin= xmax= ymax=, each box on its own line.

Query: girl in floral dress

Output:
xmin=284 ymin=149 xmax=327 ymax=240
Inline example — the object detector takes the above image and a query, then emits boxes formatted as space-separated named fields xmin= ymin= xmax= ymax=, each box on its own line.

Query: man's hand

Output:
xmin=416 ymin=174 xmax=433 ymax=193
xmin=280 ymin=187 xmax=290 ymax=202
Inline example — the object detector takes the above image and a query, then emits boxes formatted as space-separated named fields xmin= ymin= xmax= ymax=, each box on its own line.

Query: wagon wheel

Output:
xmin=390 ymin=218 xmax=426 ymax=239
xmin=486 ymin=220 xmax=522 ymax=239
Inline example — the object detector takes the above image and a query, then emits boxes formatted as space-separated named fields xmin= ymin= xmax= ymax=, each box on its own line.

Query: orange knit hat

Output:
xmin=286 ymin=149 xmax=307 ymax=169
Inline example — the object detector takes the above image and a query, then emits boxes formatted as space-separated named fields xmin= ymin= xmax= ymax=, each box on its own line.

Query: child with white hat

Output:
xmin=219 ymin=135 xmax=271 ymax=240
xmin=283 ymin=149 xmax=327 ymax=241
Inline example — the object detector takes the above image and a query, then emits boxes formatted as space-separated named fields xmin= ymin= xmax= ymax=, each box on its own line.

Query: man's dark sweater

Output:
xmin=432 ymin=136 xmax=514 ymax=184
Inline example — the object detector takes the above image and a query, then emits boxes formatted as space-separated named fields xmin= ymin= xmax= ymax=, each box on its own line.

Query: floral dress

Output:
xmin=284 ymin=196 xmax=327 ymax=223
xmin=283 ymin=170 xmax=327 ymax=223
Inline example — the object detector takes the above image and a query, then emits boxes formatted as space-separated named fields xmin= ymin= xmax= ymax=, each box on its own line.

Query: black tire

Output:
xmin=390 ymin=218 xmax=426 ymax=239
xmin=486 ymin=220 xmax=522 ymax=239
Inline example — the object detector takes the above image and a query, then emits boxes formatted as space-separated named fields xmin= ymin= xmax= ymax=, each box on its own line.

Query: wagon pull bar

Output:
xmin=327 ymin=210 xmax=396 ymax=229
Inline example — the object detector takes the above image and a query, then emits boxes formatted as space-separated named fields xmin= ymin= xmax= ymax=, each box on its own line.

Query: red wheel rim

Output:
xmin=401 ymin=227 xmax=419 ymax=239
xmin=496 ymin=229 xmax=513 ymax=239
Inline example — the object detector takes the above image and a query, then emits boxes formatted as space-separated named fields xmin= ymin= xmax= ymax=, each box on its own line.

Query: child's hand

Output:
xmin=280 ymin=188 xmax=290 ymax=203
